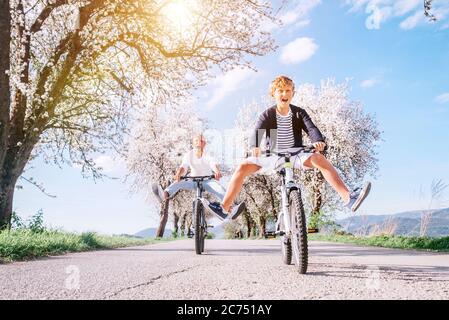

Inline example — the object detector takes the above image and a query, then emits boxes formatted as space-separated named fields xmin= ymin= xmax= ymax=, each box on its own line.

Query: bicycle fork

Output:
xmin=277 ymin=165 xmax=295 ymax=238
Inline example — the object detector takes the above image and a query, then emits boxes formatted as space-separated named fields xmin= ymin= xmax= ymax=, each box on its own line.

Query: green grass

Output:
xmin=308 ymin=233 xmax=449 ymax=252
xmin=0 ymin=229 xmax=175 ymax=262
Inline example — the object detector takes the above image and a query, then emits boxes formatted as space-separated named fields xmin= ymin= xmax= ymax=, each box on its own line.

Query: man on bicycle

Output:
xmin=206 ymin=75 xmax=371 ymax=218
xmin=152 ymin=134 xmax=245 ymax=220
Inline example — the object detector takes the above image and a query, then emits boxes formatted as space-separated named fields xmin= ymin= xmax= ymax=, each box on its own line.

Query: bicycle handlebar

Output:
xmin=246 ymin=145 xmax=321 ymax=158
xmin=180 ymin=175 xmax=215 ymax=181
xmin=268 ymin=145 xmax=317 ymax=157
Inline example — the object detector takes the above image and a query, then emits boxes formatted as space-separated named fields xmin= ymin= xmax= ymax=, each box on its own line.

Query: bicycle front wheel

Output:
xmin=279 ymin=215 xmax=292 ymax=265
xmin=289 ymin=189 xmax=308 ymax=274
xmin=194 ymin=200 xmax=205 ymax=255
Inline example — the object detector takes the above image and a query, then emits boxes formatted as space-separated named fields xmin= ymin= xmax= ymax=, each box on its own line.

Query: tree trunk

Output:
xmin=173 ymin=212 xmax=179 ymax=236
xmin=0 ymin=178 xmax=16 ymax=229
xmin=155 ymin=199 xmax=170 ymax=237
xmin=0 ymin=0 xmax=11 ymax=168
xmin=1 ymin=154 xmax=32 ymax=229
xmin=312 ymin=172 xmax=325 ymax=215
xmin=179 ymin=212 xmax=186 ymax=237
xmin=244 ymin=212 xmax=252 ymax=238
xmin=259 ymin=216 xmax=266 ymax=238
xmin=312 ymin=188 xmax=322 ymax=215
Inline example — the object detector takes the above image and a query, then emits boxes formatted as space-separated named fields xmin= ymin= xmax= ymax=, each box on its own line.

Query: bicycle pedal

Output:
xmin=275 ymin=231 xmax=285 ymax=236
xmin=207 ymin=225 xmax=214 ymax=228
xmin=307 ymin=228 xmax=319 ymax=234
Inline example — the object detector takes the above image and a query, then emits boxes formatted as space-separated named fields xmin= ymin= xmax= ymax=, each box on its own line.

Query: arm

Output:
xmin=210 ymin=163 xmax=222 ymax=180
xmin=174 ymin=166 xmax=186 ymax=182
xmin=299 ymin=108 xmax=326 ymax=151
xmin=175 ymin=152 xmax=189 ymax=182
xmin=249 ymin=113 xmax=268 ymax=157
xmin=208 ymin=156 xmax=222 ymax=180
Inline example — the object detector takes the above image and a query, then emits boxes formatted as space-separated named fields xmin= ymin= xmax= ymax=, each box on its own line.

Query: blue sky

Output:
xmin=14 ymin=0 xmax=449 ymax=235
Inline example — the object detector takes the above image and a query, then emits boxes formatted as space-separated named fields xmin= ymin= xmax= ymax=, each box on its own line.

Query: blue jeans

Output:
xmin=165 ymin=180 xmax=226 ymax=201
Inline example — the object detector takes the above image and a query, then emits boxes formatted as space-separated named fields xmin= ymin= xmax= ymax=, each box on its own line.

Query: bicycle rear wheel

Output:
xmin=289 ymin=189 xmax=308 ymax=274
xmin=194 ymin=200 xmax=205 ymax=255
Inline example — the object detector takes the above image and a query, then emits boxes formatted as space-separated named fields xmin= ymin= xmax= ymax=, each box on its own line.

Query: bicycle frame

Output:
xmin=271 ymin=146 xmax=315 ymax=236
xmin=278 ymin=154 xmax=301 ymax=237
xmin=192 ymin=180 xmax=205 ymax=227
xmin=180 ymin=175 xmax=215 ymax=241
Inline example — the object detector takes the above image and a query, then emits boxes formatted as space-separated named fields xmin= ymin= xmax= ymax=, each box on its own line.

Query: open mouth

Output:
xmin=281 ymin=98 xmax=289 ymax=103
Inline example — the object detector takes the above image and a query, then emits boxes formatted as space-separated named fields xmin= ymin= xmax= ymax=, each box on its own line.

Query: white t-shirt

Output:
xmin=181 ymin=150 xmax=217 ymax=176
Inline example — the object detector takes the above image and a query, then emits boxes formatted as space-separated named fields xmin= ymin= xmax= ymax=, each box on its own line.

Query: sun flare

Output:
xmin=161 ymin=0 xmax=196 ymax=33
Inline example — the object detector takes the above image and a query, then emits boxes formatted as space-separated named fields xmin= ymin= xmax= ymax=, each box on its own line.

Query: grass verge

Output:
xmin=308 ymin=233 xmax=449 ymax=252
xmin=0 ymin=229 xmax=175 ymax=262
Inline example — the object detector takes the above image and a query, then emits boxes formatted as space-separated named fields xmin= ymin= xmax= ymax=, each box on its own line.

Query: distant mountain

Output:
xmin=133 ymin=228 xmax=172 ymax=238
xmin=337 ymin=207 xmax=449 ymax=237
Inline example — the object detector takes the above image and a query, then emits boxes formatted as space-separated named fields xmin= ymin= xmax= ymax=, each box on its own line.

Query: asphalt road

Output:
xmin=1 ymin=239 xmax=449 ymax=300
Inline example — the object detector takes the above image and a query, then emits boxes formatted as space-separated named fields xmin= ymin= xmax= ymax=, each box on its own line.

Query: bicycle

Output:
xmin=179 ymin=175 xmax=216 ymax=255
xmin=266 ymin=146 xmax=317 ymax=274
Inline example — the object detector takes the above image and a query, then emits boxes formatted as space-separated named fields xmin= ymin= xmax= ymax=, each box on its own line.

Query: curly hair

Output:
xmin=269 ymin=75 xmax=295 ymax=96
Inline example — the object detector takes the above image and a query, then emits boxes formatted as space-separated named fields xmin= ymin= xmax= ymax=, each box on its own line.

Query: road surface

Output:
xmin=1 ymin=239 xmax=449 ymax=299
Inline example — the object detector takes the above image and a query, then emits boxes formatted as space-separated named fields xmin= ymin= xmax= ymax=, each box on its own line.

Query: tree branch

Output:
xmin=19 ymin=176 xmax=57 ymax=198
xmin=30 ymin=0 xmax=69 ymax=34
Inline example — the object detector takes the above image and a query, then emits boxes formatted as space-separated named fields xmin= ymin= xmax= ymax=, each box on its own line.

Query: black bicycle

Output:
xmin=180 ymin=175 xmax=216 ymax=255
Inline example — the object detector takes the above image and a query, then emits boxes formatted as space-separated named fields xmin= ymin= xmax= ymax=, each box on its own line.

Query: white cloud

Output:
xmin=344 ymin=0 xmax=449 ymax=29
xmin=280 ymin=37 xmax=318 ymax=65
xmin=344 ymin=0 xmax=370 ymax=13
xmin=435 ymin=93 xmax=449 ymax=104
xmin=400 ymin=10 xmax=424 ymax=30
xmin=205 ymin=68 xmax=256 ymax=110
xmin=281 ymin=0 xmax=321 ymax=25
xmin=262 ymin=0 xmax=320 ymax=31
xmin=94 ymin=155 xmax=123 ymax=173
xmin=360 ymin=78 xmax=379 ymax=88
xmin=281 ymin=11 xmax=301 ymax=25
xmin=294 ymin=19 xmax=311 ymax=28
xmin=393 ymin=0 xmax=421 ymax=16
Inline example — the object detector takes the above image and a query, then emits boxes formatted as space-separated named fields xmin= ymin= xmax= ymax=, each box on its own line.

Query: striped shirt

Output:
xmin=276 ymin=110 xmax=295 ymax=150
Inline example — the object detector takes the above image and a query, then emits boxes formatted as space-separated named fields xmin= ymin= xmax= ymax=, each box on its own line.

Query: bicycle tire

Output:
xmin=279 ymin=215 xmax=292 ymax=265
xmin=194 ymin=200 xmax=205 ymax=255
xmin=289 ymin=189 xmax=308 ymax=274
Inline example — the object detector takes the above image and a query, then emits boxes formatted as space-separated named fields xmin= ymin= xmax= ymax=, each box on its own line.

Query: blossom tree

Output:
xmin=126 ymin=102 xmax=204 ymax=237
xmin=293 ymin=79 xmax=381 ymax=224
xmin=0 ymin=0 xmax=278 ymax=228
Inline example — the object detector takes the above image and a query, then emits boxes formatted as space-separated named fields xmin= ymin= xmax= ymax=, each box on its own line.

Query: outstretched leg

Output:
xmin=303 ymin=153 xmax=371 ymax=212
xmin=222 ymin=162 xmax=261 ymax=211
xmin=303 ymin=153 xmax=350 ymax=203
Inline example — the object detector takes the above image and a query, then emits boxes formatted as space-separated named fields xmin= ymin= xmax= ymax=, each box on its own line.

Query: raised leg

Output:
xmin=222 ymin=162 xmax=261 ymax=211
xmin=303 ymin=153 xmax=350 ymax=203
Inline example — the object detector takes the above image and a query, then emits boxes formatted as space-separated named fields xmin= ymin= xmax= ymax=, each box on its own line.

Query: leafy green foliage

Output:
xmin=309 ymin=233 xmax=449 ymax=252
xmin=0 ymin=229 xmax=169 ymax=262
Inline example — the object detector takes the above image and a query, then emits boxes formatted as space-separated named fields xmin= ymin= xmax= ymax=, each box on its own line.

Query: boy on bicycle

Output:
xmin=206 ymin=75 xmax=371 ymax=218
xmin=152 ymin=134 xmax=245 ymax=220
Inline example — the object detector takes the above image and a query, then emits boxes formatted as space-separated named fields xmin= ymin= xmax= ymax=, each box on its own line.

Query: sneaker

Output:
xmin=203 ymin=201 xmax=246 ymax=221
xmin=345 ymin=182 xmax=371 ymax=212
xmin=151 ymin=183 xmax=168 ymax=203
xmin=151 ymin=183 xmax=163 ymax=203
xmin=230 ymin=202 xmax=246 ymax=220
xmin=206 ymin=201 xmax=229 ymax=220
